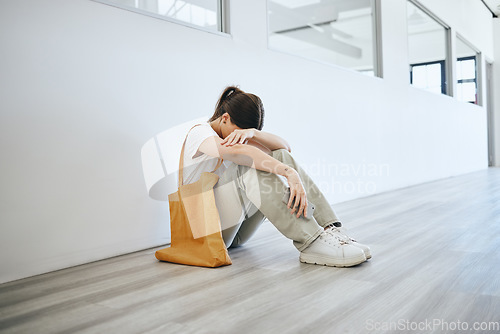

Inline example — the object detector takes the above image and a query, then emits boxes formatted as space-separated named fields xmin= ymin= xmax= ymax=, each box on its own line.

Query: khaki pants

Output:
xmin=214 ymin=149 xmax=340 ymax=251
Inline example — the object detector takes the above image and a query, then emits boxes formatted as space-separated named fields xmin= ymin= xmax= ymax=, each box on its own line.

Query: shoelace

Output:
xmin=325 ymin=226 xmax=357 ymax=243
xmin=321 ymin=230 xmax=349 ymax=246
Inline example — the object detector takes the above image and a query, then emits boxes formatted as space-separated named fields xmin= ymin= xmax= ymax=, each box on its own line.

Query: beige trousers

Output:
xmin=213 ymin=149 xmax=341 ymax=251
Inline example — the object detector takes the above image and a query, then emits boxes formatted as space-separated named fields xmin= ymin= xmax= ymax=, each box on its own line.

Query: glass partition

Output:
xmin=408 ymin=1 xmax=449 ymax=95
xmin=456 ymin=37 xmax=478 ymax=104
xmin=268 ymin=0 xmax=378 ymax=76
xmin=93 ymin=0 xmax=224 ymax=33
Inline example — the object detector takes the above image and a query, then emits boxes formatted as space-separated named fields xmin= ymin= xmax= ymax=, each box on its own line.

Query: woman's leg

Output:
xmin=269 ymin=150 xmax=371 ymax=259
xmin=214 ymin=171 xmax=266 ymax=248
xmin=215 ymin=162 xmax=324 ymax=251
xmin=271 ymin=149 xmax=341 ymax=228
xmin=213 ymin=167 xmax=247 ymax=248
xmin=214 ymin=163 xmax=267 ymax=248
xmin=229 ymin=208 xmax=266 ymax=248
xmin=214 ymin=157 xmax=366 ymax=266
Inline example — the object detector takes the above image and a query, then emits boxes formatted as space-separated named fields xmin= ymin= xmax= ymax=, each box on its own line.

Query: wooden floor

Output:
xmin=2 ymin=168 xmax=500 ymax=334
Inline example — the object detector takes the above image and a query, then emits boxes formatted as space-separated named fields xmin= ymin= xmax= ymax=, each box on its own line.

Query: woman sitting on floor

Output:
xmin=181 ymin=86 xmax=371 ymax=267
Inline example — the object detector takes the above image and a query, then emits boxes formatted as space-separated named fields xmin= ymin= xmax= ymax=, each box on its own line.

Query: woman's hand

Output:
xmin=284 ymin=168 xmax=309 ymax=219
xmin=221 ymin=129 xmax=256 ymax=147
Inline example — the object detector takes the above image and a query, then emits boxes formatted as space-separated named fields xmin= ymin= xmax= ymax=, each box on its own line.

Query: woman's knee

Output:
xmin=271 ymin=148 xmax=291 ymax=161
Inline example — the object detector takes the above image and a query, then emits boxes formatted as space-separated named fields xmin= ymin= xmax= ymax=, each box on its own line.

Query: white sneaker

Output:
xmin=325 ymin=226 xmax=371 ymax=260
xmin=300 ymin=231 xmax=366 ymax=267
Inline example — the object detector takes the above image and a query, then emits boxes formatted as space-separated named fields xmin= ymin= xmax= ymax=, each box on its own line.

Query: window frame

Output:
xmin=266 ymin=0 xmax=382 ymax=78
xmin=455 ymin=34 xmax=482 ymax=106
xmin=410 ymin=60 xmax=447 ymax=95
xmin=91 ymin=0 xmax=230 ymax=36
xmin=456 ymin=56 xmax=478 ymax=104
xmin=407 ymin=0 xmax=451 ymax=96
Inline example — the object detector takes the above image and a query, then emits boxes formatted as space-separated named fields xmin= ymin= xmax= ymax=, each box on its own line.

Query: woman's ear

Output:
xmin=222 ymin=112 xmax=230 ymax=124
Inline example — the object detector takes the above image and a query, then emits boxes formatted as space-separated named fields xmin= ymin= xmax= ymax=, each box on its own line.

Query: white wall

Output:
xmin=418 ymin=0 xmax=494 ymax=60
xmin=0 ymin=0 xmax=493 ymax=284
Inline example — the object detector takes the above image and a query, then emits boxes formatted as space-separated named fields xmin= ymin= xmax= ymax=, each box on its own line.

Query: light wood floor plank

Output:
xmin=1 ymin=168 xmax=500 ymax=333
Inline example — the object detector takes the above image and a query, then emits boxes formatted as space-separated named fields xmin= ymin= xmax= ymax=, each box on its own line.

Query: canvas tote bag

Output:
xmin=155 ymin=124 xmax=232 ymax=267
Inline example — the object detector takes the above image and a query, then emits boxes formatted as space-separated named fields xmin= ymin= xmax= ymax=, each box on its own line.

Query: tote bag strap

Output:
xmin=178 ymin=123 xmax=224 ymax=187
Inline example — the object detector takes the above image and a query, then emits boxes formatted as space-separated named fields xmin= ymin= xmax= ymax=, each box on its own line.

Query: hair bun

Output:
xmin=210 ymin=85 xmax=265 ymax=130
xmin=221 ymin=86 xmax=241 ymax=103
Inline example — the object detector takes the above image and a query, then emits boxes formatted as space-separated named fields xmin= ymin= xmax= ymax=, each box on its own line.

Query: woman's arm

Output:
xmin=198 ymin=136 xmax=308 ymax=218
xmin=245 ymin=138 xmax=272 ymax=155
xmin=221 ymin=129 xmax=291 ymax=152
xmin=251 ymin=130 xmax=291 ymax=152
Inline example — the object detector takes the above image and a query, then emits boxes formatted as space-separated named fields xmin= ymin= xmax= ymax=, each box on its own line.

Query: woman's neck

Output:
xmin=210 ymin=119 xmax=223 ymax=138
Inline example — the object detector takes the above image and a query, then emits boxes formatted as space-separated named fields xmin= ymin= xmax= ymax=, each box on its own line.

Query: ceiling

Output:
xmin=482 ymin=0 xmax=500 ymax=17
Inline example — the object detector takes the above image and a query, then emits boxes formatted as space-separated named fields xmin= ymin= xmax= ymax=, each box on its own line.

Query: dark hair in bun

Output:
xmin=209 ymin=85 xmax=264 ymax=130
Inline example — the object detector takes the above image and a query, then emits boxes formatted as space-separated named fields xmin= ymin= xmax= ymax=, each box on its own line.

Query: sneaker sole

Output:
xmin=299 ymin=253 xmax=366 ymax=267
